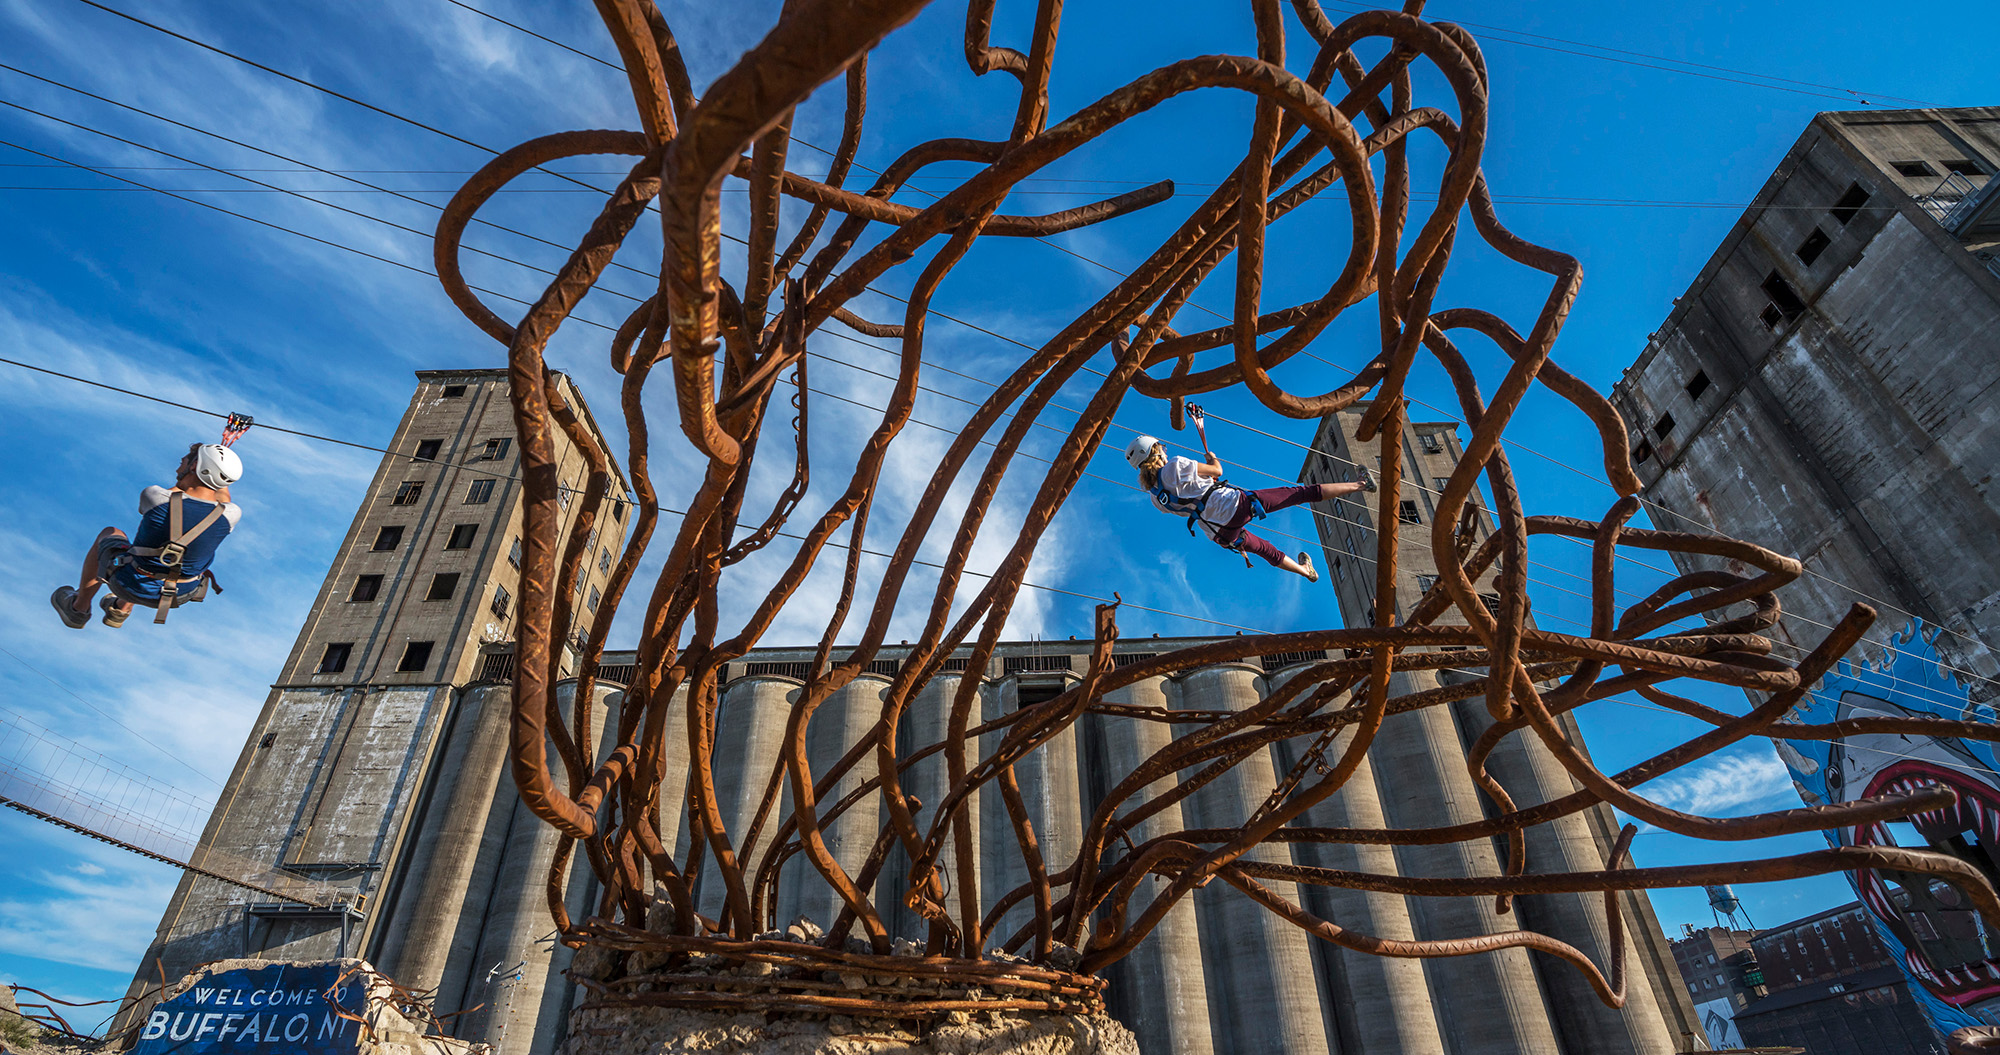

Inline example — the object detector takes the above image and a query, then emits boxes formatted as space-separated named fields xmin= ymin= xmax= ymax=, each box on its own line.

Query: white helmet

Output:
xmin=192 ymin=443 xmax=243 ymax=488
xmin=1125 ymin=434 xmax=1162 ymax=469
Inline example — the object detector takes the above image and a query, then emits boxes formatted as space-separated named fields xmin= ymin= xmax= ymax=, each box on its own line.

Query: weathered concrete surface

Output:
xmin=558 ymin=1006 xmax=1137 ymax=1055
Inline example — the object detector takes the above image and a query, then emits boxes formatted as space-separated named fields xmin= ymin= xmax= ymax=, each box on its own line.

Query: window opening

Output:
xmin=1417 ymin=574 xmax=1437 ymax=593
xmin=398 ymin=641 xmax=435 ymax=673
xmin=392 ymin=480 xmax=425 ymax=505
xmin=258 ymin=733 xmax=276 ymax=749
xmin=509 ymin=537 xmax=522 ymax=567
xmin=446 ymin=524 xmax=478 ymax=550
xmin=612 ymin=500 xmax=625 ymax=522
xmin=1759 ymin=304 xmax=1784 ymax=330
xmin=1794 ymin=229 xmax=1831 ymax=267
xmin=1479 ymin=593 xmax=1503 ymax=618
xmin=372 ymin=525 xmax=404 ymax=551
xmin=599 ymin=547 xmax=613 ymax=573
xmin=1419 ymin=432 xmax=1444 ymax=454
xmin=414 ymin=439 xmax=442 ymax=462
xmin=1893 ymin=160 xmax=1938 ymax=178
xmin=426 ymin=573 xmax=460 ymax=601
xmin=349 ymin=574 xmax=381 ymax=602
xmin=1685 ymin=370 xmax=1711 ymax=400
xmin=440 ymin=384 xmax=466 ymax=398
xmin=465 ymin=479 xmax=495 ymax=504
xmin=1829 ymin=183 xmax=1870 ymax=225
xmin=481 ymin=437 xmax=512 ymax=461
xmin=1397 ymin=501 xmax=1422 ymax=524
xmin=1433 ymin=476 xmax=1450 ymax=494
xmin=558 ymin=486 xmax=573 ymax=511
xmin=317 ymin=642 xmax=353 ymax=674
xmin=588 ymin=586 xmax=602 ymax=612
xmin=1761 ymin=271 xmax=1807 ymax=319
xmin=1943 ymin=159 xmax=1986 ymax=177
xmin=491 ymin=584 xmax=512 ymax=619
xmin=1653 ymin=413 xmax=1676 ymax=439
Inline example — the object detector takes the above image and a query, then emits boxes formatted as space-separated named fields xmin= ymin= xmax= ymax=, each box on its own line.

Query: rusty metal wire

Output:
xmin=430 ymin=0 xmax=2000 ymax=1022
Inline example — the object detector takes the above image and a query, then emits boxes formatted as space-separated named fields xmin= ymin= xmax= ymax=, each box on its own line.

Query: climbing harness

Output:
xmin=110 ymin=492 xmax=228 ymax=625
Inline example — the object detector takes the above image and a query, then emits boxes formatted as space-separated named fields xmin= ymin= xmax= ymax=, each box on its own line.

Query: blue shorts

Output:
xmin=97 ymin=538 xmax=166 ymax=605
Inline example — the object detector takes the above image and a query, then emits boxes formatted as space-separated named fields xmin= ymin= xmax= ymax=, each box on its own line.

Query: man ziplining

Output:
xmin=52 ymin=425 xmax=246 ymax=629
xmin=1127 ymin=407 xmax=1372 ymax=582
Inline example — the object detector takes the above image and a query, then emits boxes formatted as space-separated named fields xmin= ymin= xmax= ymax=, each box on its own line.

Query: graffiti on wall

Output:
xmin=1778 ymin=620 xmax=2000 ymax=1034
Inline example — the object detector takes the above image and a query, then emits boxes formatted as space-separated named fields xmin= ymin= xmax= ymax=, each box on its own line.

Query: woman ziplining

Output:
xmin=50 ymin=414 xmax=251 ymax=628
xmin=1126 ymin=407 xmax=1373 ymax=582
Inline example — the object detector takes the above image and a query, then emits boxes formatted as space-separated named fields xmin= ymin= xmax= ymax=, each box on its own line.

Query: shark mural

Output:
xmin=1775 ymin=620 xmax=2000 ymax=1035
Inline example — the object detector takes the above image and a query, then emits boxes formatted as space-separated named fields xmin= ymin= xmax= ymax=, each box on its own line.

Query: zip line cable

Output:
xmin=0 ymin=97 xmax=1871 ymax=666
xmin=3 ymin=100 xmax=1958 ymax=698
xmin=22 ymin=3 xmax=1988 ymax=679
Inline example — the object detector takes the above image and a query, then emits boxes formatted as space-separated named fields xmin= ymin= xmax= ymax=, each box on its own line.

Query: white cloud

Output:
xmin=1638 ymin=745 xmax=1797 ymax=818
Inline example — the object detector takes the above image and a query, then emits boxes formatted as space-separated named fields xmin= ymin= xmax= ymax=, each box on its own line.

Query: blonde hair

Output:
xmin=1137 ymin=443 xmax=1168 ymax=490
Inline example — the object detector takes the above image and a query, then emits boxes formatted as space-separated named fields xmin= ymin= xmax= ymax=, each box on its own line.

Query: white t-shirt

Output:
xmin=1151 ymin=456 xmax=1240 ymax=525
xmin=141 ymin=485 xmax=244 ymax=529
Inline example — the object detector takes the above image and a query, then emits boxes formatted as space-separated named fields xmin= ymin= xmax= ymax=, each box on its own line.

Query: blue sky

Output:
xmin=0 ymin=0 xmax=1993 ymax=1013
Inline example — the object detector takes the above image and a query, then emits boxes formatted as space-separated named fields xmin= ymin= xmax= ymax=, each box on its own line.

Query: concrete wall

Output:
xmin=1610 ymin=109 xmax=2000 ymax=684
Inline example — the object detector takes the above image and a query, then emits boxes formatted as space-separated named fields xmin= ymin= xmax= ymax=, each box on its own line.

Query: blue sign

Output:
xmin=134 ymin=963 xmax=368 ymax=1054
xmin=1776 ymin=619 xmax=2000 ymax=1035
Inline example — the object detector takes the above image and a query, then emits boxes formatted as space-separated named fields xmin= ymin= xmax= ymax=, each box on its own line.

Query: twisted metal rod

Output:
xmin=429 ymin=0 xmax=2000 ymax=1021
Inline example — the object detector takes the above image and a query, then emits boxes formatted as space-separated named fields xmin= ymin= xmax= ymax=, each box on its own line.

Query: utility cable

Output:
xmin=21 ymin=8 xmax=1977 ymax=677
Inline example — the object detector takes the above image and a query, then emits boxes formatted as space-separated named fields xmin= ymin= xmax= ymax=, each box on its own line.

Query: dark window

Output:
xmin=1653 ymin=412 xmax=1677 ymax=439
xmin=398 ymin=641 xmax=434 ymax=673
xmin=414 ymin=439 xmax=442 ymax=462
xmin=491 ymin=584 xmax=512 ymax=619
xmin=426 ymin=573 xmax=460 ymax=601
xmin=258 ymin=733 xmax=276 ymax=749
xmin=1943 ymin=159 xmax=1986 ymax=177
xmin=317 ymin=642 xmax=353 ymax=674
xmin=392 ymin=480 xmax=425 ymax=505
xmin=1795 ymin=229 xmax=1831 ymax=267
xmin=441 ymin=384 xmax=466 ymax=398
xmin=372 ymin=525 xmax=404 ymax=551
xmin=446 ymin=524 xmax=478 ymax=550
xmin=1893 ymin=160 xmax=1938 ymax=178
xmin=1761 ymin=271 xmax=1807 ymax=319
xmin=588 ymin=586 xmax=602 ymax=612
xmin=1397 ymin=501 xmax=1422 ymax=524
xmin=1685 ymin=370 xmax=1711 ymax=400
xmin=508 ymin=537 xmax=522 ymax=568
xmin=481 ymin=437 xmax=512 ymax=461
xmin=1419 ymin=432 xmax=1444 ymax=454
xmin=611 ymin=500 xmax=625 ymax=522
xmin=466 ymin=479 xmax=495 ymax=504
xmin=1830 ymin=183 xmax=1870 ymax=225
xmin=1479 ymin=593 xmax=1503 ymax=618
xmin=1759 ymin=304 xmax=1785 ymax=330
xmin=350 ymin=574 xmax=382 ymax=602
xmin=599 ymin=547 xmax=613 ymax=574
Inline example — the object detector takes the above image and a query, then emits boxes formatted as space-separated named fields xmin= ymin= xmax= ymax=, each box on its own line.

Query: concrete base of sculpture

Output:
xmin=558 ymin=1005 xmax=1139 ymax=1055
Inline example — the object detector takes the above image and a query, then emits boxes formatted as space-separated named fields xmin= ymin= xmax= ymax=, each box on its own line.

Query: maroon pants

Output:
xmin=1212 ymin=484 xmax=1320 ymax=567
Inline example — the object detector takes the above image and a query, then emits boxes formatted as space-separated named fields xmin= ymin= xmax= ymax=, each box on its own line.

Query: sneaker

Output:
xmin=1357 ymin=466 xmax=1378 ymax=493
xmin=100 ymin=595 xmax=131 ymax=628
xmin=1297 ymin=552 xmax=1319 ymax=584
xmin=50 ymin=586 xmax=88 ymax=629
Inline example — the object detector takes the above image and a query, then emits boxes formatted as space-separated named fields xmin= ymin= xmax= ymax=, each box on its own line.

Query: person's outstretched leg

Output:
xmin=1228 ymin=530 xmax=1318 ymax=581
xmin=1247 ymin=480 xmax=1366 ymax=517
xmin=54 ymin=527 xmax=122 ymax=628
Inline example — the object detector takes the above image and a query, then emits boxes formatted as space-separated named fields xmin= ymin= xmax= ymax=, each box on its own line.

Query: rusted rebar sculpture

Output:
xmin=432 ymin=0 xmax=2000 ymax=1031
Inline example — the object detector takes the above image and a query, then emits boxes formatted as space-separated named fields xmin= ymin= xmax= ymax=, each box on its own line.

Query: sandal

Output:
xmin=50 ymin=586 xmax=88 ymax=629
xmin=1297 ymin=552 xmax=1319 ymax=584
xmin=101 ymin=595 xmax=131 ymax=628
